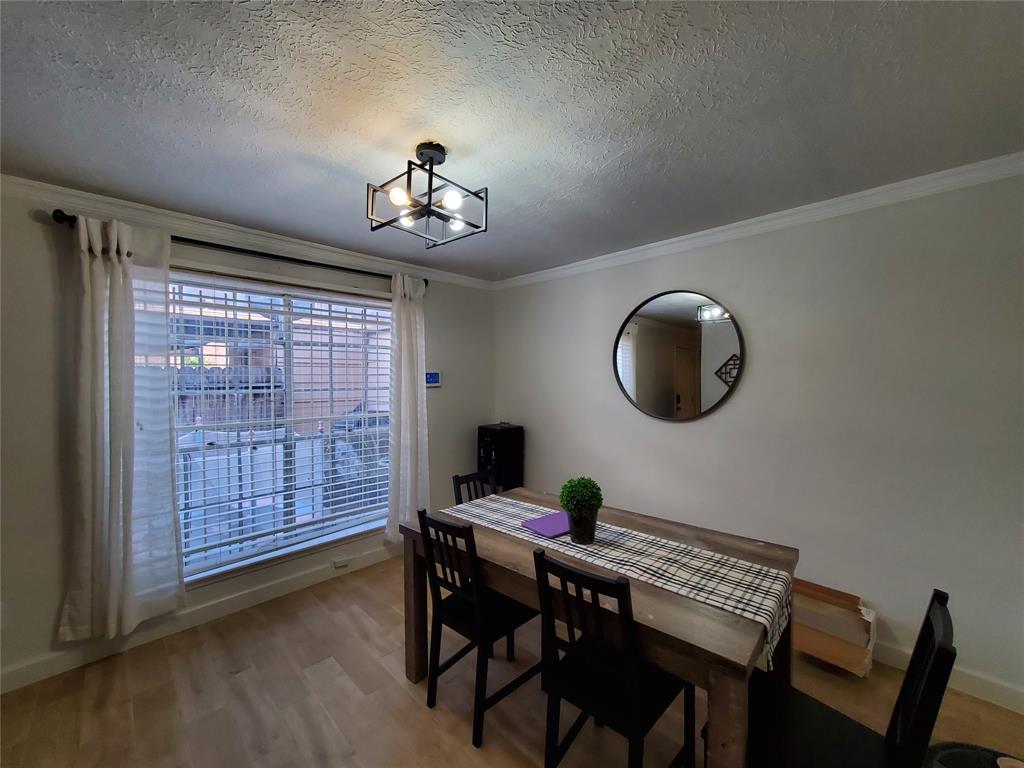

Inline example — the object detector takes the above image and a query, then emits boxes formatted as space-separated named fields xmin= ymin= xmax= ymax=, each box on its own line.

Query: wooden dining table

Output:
xmin=400 ymin=488 xmax=799 ymax=768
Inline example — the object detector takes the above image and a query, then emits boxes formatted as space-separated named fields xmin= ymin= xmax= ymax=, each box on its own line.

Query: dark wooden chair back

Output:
xmin=532 ymin=549 xmax=636 ymax=670
xmin=452 ymin=468 xmax=497 ymax=505
xmin=417 ymin=509 xmax=483 ymax=610
xmin=885 ymin=589 xmax=956 ymax=767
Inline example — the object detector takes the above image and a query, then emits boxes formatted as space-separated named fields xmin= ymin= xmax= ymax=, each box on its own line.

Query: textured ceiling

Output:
xmin=2 ymin=2 xmax=1022 ymax=280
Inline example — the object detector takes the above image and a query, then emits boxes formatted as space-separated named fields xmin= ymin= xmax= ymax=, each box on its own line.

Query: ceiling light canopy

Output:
xmin=366 ymin=142 xmax=488 ymax=249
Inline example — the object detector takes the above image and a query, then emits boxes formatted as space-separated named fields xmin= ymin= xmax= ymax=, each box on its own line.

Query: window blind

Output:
xmin=168 ymin=271 xmax=391 ymax=578
xmin=616 ymin=321 xmax=637 ymax=399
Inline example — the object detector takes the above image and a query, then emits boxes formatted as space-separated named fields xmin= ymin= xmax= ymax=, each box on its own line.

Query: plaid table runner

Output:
xmin=441 ymin=494 xmax=792 ymax=664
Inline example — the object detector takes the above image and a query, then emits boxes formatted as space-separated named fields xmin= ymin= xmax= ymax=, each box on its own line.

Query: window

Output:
xmin=169 ymin=272 xmax=391 ymax=579
xmin=616 ymin=320 xmax=637 ymax=399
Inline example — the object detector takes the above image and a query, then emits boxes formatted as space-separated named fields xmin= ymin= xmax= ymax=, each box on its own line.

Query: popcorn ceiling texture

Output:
xmin=2 ymin=1 xmax=1021 ymax=280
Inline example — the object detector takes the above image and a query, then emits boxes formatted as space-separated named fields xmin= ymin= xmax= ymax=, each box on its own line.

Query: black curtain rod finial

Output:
xmin=53 ymin=209 xmax=77 ymax=228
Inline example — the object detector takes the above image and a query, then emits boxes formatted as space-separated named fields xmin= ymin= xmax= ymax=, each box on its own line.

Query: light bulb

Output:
xmin=441 ymin=190 xmax=463 ymax=210
xmin=399 ymin=209 xmax=414 ymax=227
xmin=448 ymin=214 xmax=464 ymax=232
xmin=389 ymin=187 xmax=410 ymax=206
xmin=711 ymin=306 xmax=723 ymax=318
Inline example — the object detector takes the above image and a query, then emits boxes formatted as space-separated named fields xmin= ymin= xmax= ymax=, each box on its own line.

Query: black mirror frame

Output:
xmin=611 ymin=290 xmax=746 ymax=422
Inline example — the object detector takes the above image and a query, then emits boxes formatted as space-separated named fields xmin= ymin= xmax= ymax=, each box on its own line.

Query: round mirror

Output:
xmin=613 ymin=291 xmax=744 ymax=420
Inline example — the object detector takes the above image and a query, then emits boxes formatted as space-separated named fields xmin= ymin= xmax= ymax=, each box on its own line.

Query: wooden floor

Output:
xmin=2 ymin=558 xmax=1021 ymax=767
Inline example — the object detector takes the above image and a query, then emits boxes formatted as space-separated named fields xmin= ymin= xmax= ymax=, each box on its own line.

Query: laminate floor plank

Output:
xmin=3 ymin=557 xmax=1022 ymax=767
xmin=184 ymin=706 xmax=252 ymax=768
xmin=124 ymin=639 xmax=173 ymax=697
xmin=223 ymin=666 xmax=296 ymax=762
xmin=19 ymin=692 xmax=80 ymax=768
xmin=167 ymin=643 xmax=227 ymax=724
xmin=281 ymin=693 xmax=357 ymax=768
xmin=0 ymin=680 xmax=37 ymax=748
xmin=198 ymin=612 xmax=256 ymax=677
xmin=247 ymin=634 xmax=316 ymax=712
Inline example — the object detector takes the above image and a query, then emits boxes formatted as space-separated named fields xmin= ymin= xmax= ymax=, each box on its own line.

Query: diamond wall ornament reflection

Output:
xmin=715 ymin=354 xmax=741 ymax=388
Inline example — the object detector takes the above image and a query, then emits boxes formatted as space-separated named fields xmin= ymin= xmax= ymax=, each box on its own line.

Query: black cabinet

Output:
xmin=477 ymin=423 xmax=524 ymax=491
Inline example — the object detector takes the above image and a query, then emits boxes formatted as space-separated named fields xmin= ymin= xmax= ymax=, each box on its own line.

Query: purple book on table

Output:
xmin=522 ymin=511 xmax=570 ymax=538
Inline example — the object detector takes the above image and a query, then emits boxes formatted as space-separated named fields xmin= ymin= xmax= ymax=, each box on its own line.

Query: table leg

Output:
xmin=404 ymin=534 xmax=428 ymax=682
xmin=706 ymin=667 xmax=748 ymax=768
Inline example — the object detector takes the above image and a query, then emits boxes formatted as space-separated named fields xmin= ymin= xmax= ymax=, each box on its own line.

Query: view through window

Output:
xmin=168 ymin=272 xmax=391 ymax=578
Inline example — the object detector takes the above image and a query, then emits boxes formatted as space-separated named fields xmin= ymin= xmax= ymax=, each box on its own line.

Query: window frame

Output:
xmin=167 ymin=268 xmax=392 ymax=582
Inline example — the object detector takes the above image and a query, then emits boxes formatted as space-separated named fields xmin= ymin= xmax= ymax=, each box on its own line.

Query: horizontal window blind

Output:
xmin=616 ymin=321 xmax=637 ymax=399
xmin=169 ymin=271 xmax=391 ymax=578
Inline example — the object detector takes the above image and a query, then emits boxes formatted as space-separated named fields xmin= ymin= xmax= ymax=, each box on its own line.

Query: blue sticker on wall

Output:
xmin=426 ymin=371 xmax=442 ymax=388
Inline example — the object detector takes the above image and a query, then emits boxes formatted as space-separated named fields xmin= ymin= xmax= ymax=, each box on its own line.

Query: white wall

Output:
xmin=3 ymin=171 xmax=1022 ymax=710
xmin=422 ymin=280 xmax=497 ymax=511
xmin=0 ymin=184 xmax=495 ymax=691
xmin=495 ymin=176 xmax=1024 ymax=708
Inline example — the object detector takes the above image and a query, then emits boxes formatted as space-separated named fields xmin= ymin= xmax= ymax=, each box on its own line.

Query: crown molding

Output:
xmin=494 ymin=151 xmax=1024 ymax=290
xmin=5 ymin=151 xmax=1021 ymax=292
xmin=0 ymin=174 xmax=494 ymax=291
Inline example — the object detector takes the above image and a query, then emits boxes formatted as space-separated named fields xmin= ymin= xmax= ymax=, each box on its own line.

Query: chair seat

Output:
xmin=923 ymin=742 xmax=1015 ymax=768
xmin=749 ymin=671 xmax=888 ymax=768
xmin=439 ymin=588 xmax=539 ymax=643
xmin=746 ymin=589 xmax=957 ymax=768
xmin=550 ymin=636 xmax=686 ymax=737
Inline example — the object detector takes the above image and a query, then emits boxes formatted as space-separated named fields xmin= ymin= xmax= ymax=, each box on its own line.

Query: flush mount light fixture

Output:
xmin=366 ymin=141 xmax=488 ymax=249
xmin=698 ymin=304 xmax=731 ymax=322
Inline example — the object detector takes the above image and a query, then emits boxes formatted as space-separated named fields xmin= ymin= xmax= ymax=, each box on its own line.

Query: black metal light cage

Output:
xmin=366 ymin=157 xmax=488 ymax=249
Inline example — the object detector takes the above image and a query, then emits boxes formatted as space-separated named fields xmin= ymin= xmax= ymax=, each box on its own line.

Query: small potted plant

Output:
xmin=559 ymin=476 xmax=603 ymax=545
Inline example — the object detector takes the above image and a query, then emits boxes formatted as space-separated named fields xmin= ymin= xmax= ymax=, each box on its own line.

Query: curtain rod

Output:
xmin=50 ymin=209 xmax=424 ymax=286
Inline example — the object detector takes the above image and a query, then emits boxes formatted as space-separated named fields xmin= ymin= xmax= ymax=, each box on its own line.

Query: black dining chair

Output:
xmin=533 ymin=549 xmax=698 ymax=768
xmin=417 ymin=509 xmax=540 ymax=748
xmin=452 ymin=468 xmax=497 ymax=505
xmin=749 ymin=589 xmax=957 ymax=768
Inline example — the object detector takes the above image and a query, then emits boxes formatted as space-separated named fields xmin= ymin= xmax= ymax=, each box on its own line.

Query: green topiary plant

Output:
xmin=559 ymin=477 xmax=604 ymax=520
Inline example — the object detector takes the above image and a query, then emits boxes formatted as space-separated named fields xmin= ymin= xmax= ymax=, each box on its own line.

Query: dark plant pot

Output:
xmin=568 ymin=512 xmax=597 ymax=545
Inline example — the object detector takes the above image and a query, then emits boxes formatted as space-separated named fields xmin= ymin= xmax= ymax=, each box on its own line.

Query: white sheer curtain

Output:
xmin=59 ymin=217 xmax=183 ymax=641
xmin=616 ymin=320 xmax=638 ymax=399
xmin=387 ymin=274 xmax=429 ymax=541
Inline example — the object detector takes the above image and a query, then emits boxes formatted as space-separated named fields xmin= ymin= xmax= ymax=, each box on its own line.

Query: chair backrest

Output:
xmin=417 ymin=509 xmax=483 ymax=610
xmin=885 ymin=589 xmax=956 ymax=767
xmin=452 ymin=468 xmax=497 ymax=505
xmin=532 ymin=549 xmax=636 ymax=673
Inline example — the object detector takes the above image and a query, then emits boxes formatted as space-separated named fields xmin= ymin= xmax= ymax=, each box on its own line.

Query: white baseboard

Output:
xmin=873 ymin=641 xmax=1024 ymax=714
xmin=1 ymin=544 xmax=395 ymax=694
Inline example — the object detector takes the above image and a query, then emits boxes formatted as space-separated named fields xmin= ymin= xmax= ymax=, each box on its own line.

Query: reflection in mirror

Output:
xmin=613 ymin=291 xmax=743 ymax=420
